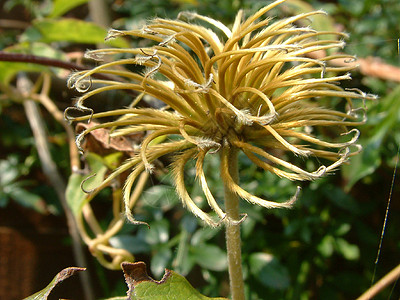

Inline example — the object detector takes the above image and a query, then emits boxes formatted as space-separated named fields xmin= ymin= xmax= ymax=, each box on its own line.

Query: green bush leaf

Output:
xmin=109 ymin=234 xmax=151 ymax=254
xmin=190 ymin=244 xmax=228 ymax=271
xmin=141 ymin=185 xmax=180 ymax=209
xmin=335 ymin=238 xmax=360 ymax=261
xmin=151 ymin=247 xmax=173 ymax=278
xmin=317 ymin=235 xmax=335 ymax=257
xmin=144 ymin=219 xmax=170 ymax=245
xmin=122 ymin=262 xmax=227 ymax=300
xmin=49 ymin=0 xmax=89 ymax=18
xmin=249 ymin=253 xmax=290 ymax=290
xmin=190 ymin=244 xmax=227 ymax=272
xmin=191 ymin=226 xmax=219 ymax=246
xmin=0 ymin=158 xmax=20 ymax=185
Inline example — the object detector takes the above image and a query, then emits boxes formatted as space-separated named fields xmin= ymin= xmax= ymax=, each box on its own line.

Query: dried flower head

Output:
xmin=66 ymin=0 xmax=376 ymax=227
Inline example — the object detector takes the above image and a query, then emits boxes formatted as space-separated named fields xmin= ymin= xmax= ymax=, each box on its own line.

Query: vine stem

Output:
xmin=223 ymin=147 xmax=245 ymax=300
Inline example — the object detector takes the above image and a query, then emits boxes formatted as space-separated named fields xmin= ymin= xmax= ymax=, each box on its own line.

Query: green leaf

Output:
xmin=65 ymin=173 xmax=87 ymax=217
xmin=122 ymin=262 xmax=227 ymax=300
xmin=190 ymin=244 xmax=227 ymax=271
xmin=49 ymin=0 xmax=89 ymax=18
xmin=249 ymin=252 xmax=290 ymax=290
xmin=22 ymin=19 xmax=129 ymax=48
xmin=23 ymin=267 xmax=85 ymax=300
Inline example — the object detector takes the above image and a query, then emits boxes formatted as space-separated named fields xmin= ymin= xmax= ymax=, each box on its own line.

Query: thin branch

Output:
xmin=357 ymin=264 xmax=400 ymax=300
xmin=18 ymin=74 xmax=95 ymax=300
xmin=0 ymin=52 xmax=90 ymax=72
xmin=88 ymin=0 xmax=111 ymax=29
xmin=0 ymin=19 xmax=30 ymax=29
xmin=307 ymin=51 xmax=400 ymax=82
xmin=0 ymin=51 xmax=119 ymax=82
xmin=0 ymin=51 xmax=154 ymax=107
xmin=0 ymin=51 xmax=128 ymax=83
xmin=32 ymin=74 xmax=80 ymax=171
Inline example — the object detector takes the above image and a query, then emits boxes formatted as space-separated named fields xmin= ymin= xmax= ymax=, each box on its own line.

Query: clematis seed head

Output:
xmin=66 ymin=0 xmax=377 ymax=226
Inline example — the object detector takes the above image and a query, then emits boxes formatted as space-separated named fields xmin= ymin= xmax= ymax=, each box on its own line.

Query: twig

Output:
xmin=88 ymin=0 xmax=111 ymax=29
xmin=355 ymin=56 xmax=400 ymax=82
xmin=31 ymin=74 xmax=80 ymax=171
xmin=0 ymin=52 xmax=90 ymax=72
xmin=0 ymin=52 xmax=153 ymax=107
xmin=0 ymin=19 xmax=30 ymax=29
xmin=308 ymin=51 xmax=400 ymax=82
xmin=0 ymin=51 xmax=118 ymax=82
xmin=357 ymin=264 xmax=400 ymax=300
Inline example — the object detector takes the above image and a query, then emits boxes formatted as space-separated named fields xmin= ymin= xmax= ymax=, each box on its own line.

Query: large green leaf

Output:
xmin=122 ymin=262 xmax=227 ymax=300
xmin=22 ymin=19 xmax=129 ymax=48
xmin=49 ymin=0 xmax=89 ymax=18
xmin=23 ymin=267 xmax=85 ymax=300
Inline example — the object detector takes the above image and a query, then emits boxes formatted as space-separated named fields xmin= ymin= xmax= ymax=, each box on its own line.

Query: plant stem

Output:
xmin=223 ymin=147 xmax=245 ymax=300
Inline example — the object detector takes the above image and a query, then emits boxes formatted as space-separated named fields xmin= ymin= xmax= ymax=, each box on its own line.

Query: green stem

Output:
xmin=223 ymin=148 xmax=245 ymax=300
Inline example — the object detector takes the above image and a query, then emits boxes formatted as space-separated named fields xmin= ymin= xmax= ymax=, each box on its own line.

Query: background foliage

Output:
xmin=0 ymin=0 xmax=399 ymax=299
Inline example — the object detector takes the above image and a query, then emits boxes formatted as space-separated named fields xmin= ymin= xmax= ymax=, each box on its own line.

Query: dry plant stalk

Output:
xmin=66 ymin=0 xmax=376 ymax=298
